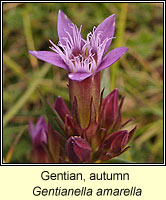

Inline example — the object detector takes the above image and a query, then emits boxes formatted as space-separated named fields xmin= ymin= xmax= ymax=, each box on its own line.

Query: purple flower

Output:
xmin=29 ymin=10 xmax=128 ymax=82
xmin=29 ymin=116 xmax=47 ymax=147
xmin=29 ymin=116 xmax=49 ymax=163
xmin=27 ymin=11 xmax=136 ymax=163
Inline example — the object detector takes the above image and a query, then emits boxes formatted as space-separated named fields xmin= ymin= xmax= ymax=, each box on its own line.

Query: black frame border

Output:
xmin=1 ymin=0 xmax=165 ymax=167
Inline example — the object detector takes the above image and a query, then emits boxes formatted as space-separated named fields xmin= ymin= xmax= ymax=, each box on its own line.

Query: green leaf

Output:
xmin=103 ymin=158 xmax=135 ymax=164
xmin=38 ymin=88 xmax=65 ymax=137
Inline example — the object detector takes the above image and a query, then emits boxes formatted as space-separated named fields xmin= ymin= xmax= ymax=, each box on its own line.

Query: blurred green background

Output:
xmin=3 ymin=2 xmax=163 ymax=163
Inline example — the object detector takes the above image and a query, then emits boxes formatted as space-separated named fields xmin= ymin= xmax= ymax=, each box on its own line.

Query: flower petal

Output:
xmin=68 ymin=72 xmax=92 ymax=81
xmin=29 ymin=50 xmax=68 ymax=70
xmin=95 ymin=14 xmax=116 ymax=54
xmin=35 ymin=128 xmax=47 ymax=146
xmin=29 ymin=116 xmax=48 ymax=146
xmin=97 ymin=47 xmax=128 ymax=72
xmin=58 ymin=10 xmax=81 ymax=46
xmin=36 ymin=116 xmax=47 ymax=133
xmin=58 ymin=10 xmax=74 ymax=44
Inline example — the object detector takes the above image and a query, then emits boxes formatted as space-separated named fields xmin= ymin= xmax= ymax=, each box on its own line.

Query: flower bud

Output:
xmin=103 ymin=130 xmax=129 ymax=160
xmin=54 ymin=96 xmax=70 ymax=122
xmin=101 ymin=88 xmax=118 ymax=131
xmin=66 ymin=136 xmax=91 ymax=163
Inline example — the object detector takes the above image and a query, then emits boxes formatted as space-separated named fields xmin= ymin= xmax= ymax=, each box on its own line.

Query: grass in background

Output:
xmin=3 ymin=2 xmax=163 ymax=163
